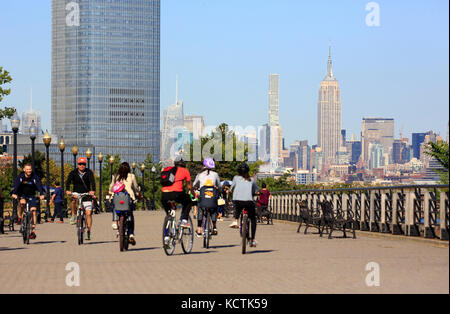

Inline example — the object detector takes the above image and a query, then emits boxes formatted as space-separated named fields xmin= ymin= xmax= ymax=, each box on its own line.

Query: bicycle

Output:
xmin=20 ymin=198 xmax=34 ymax=245
xmin=239 ymin=208 xmax=251 ymax=254
xmin=72 ymin=192 xmax=92 ymax=245
xmin=117 ymin=210 xmax=132 ymax=252
xmin=200 ymin=208 xmax=214 ymax=249
xmin=162 ymin=200 xmax=194 ymax=256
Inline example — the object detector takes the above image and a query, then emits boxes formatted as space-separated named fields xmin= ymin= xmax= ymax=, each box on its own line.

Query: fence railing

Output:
xmin=269 ymin=185 xmax=449 ymax=241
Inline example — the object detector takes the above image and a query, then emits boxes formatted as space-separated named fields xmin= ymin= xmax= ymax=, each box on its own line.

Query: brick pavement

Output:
xmin=0 ymin=210 xmax=448 ymax=294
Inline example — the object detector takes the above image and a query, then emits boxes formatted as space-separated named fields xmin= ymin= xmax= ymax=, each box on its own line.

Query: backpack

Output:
xmin=160 ymin=167 xmax=178 ymax=187
xmin=113 ymin=191 xmax=131 ymax=212
xmin=198 ymin=185 xmax=219 ymax=209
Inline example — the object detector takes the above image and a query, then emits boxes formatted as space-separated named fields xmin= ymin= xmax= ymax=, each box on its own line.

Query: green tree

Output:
xmin=425 ymin=140 xmax=449 ymax=184
xmin=0 ymin=67 xmax=15 ymax=119
xmin=18 ymin=150 xmax=46 ymax=179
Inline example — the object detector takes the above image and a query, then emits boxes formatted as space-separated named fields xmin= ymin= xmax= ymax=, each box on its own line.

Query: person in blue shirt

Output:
xmin=50 ymin=182 xmax=64 ymax=223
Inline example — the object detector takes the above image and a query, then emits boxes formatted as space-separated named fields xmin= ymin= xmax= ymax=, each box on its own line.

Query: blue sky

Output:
xmin=1 ymin=0 xmax=449 ymax=146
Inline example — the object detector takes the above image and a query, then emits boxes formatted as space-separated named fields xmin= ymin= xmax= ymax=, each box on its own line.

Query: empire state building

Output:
xmin=317 ymin=47 xmax=342 ymax=163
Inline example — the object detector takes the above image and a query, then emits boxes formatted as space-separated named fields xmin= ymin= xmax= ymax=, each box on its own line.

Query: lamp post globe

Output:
xmin=86 ymin=148 xmax=93 ymax=169
xmin=72 ymin=145 xmax=79 ymax=169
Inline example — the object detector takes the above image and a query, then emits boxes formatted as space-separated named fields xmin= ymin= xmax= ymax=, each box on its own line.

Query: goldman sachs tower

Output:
xmin=317 ymin=46 xmax=342 ymax=163
xmin=51 ymin=0 xmax=161 ymax=163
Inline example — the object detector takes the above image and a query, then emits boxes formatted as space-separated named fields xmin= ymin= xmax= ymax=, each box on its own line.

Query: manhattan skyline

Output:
xmin=1 ymin=0 xmax=449 ymax=147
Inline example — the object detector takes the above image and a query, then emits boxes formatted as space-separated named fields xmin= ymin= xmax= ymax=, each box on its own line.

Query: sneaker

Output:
xmin=57 ymin=220 xmax=64 ymax=224
xmin=164 ymin=236 xmax=171 ymax=245
xmin=180 ymin=219 xmax=190 ymax=228
xmin=86 ymin=231 xmax=91 ymax=241
xmin=129 ymin=234 xmax=136 ymax=246
xmin=229 ymin=221 xmax=238 ymax=228
xmin=30 ymin=232 xmax=36 ymax=240
xmin=70 ymin=216 xmax=76 ymax=225
xmin=17 ymin=218 xmax=22 ymax=225
xmin=212 ymin=228 xmax=218 ymax=236
xmin=48 ymin=220 xmax=54 ymax=223
xmin=195 ymin=230 xmax=202 ymax=238
xmin=250 ymin=240 xmax=258 ymax=248
xmin=112 ymin=222 xmax=118 ymax=230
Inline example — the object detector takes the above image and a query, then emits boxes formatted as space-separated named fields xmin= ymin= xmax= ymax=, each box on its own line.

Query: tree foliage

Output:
xmin=0 ymin=66 xmax=15 ymax=119
xmin=425 ymin=140 xmax=449 ymax=184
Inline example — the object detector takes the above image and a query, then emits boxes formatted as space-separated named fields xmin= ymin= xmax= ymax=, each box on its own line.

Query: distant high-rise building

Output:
xmin=412 ymin=133 xmax=427 ymax=159
xmin=368 ymin=143 xmax=384 ymax=170
xmin=318 ymin=46 xmax=342 ymax=163
xmin=361 ymin=118 xmax=394 ymax=165
xmin=346 ymin=140 xmax=362 ymax=165
xmin=341 ymin=129 xmax=346 ymax=147
xmin=268 ymin=74 xmax=279 ymax=126
xmin=51 ymin=0 xmax=161 ymax=163
xmin=161 ymin=99 xmax=184 ymax=161
xmin=22 ymin=91 xmax=42 ymax=136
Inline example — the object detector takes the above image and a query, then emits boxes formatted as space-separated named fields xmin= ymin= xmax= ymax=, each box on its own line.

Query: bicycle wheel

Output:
xmin=181 ymin=216 xmax=194 ymax=254
xmin=162 ymin=215 xmax=176 ymax=256
xmin=22 ymin=215 xmax=28 ymax=244
xmin=205 ymin=213 xmax=213 ymax=249
xmin=241 ymin=214 xmax=248 ymax=254
xmin=77 ymin=213 xmax=84 ymax=245
xmin=119 ymin=215 xmax=129 ymax=252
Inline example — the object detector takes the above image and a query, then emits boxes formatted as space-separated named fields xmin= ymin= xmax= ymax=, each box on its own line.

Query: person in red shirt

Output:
xmin=161 ymin=156 xmax=194 ymax=228
xmin=257 ymin=183 xmax=271 ymax=222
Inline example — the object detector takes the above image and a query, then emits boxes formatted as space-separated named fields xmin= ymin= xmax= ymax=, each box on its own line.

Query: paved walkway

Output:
xmin=0 ymin=211 xmax=448 ymax=294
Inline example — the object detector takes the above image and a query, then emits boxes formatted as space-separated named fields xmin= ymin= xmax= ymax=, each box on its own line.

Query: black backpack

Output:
xmin=160 ymin=167 xmax=178 ymax=187
xmin=198 ymin=186 xmax=219 ymax=209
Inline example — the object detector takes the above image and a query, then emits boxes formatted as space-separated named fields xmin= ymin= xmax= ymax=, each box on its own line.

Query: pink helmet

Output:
xmin=203 ymin=158 xmax=215 ymax=169
xmin=112 ymin=182 xmax=125 ymax=194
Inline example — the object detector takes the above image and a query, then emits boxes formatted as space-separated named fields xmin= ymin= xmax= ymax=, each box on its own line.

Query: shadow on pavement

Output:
xmin=32 ymin=240 xmax=67 ymax=245
xmin=85 ymin=241 xmax=117 ymax=245
xmin=128 ymin=247 xmax=159 ymax=252
xmin=0 ymin=247 xmax=27 ymax=251
xmin=246 ymin=250 xmax=276 ymax=255
xmin=210 ymin=244 xmax=238 ymax=249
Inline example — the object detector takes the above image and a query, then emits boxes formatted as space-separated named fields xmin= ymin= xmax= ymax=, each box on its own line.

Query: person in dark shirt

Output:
xmin=66 ymin=157 xmax=96 ymax=240
xmin=50 ymin=182 xmax=64 ymax=223
xmin=257 ymin=183 xmax=271 ymax=222
xmin=12 ymin=163 xmax=45 ymax=240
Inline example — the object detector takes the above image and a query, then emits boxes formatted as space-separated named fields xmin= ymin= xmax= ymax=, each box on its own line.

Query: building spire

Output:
xmin=325 ymin=44 xmax=335 ymax=80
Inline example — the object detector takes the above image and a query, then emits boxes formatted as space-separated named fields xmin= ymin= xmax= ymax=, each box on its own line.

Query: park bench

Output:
xmin=319 ymin=200 xmax=356 ymax=239
xmin=296 ymin=199 xmax=324 ymax=234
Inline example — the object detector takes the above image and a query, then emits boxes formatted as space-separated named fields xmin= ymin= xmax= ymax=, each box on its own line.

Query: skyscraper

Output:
xmin=268 ymin=74 xmax=279 ymax=126
xmin=361 ymin=118 xmax=394 ymax=164
xmin=317 ymin=46 xmax=342 ymax=163
xmin=51 ymin=0 xmax=161 ymax=163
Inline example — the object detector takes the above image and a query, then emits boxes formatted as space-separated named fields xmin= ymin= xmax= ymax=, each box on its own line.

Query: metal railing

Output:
xmin=270 ymin=184 xmax=449 ymax=241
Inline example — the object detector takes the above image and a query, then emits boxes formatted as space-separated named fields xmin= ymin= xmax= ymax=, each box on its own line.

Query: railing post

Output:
xmin=342 ymin=193 xmax=349 ymax=220
xmin=352 ymin=193 xmax=361 ymax=230
xmin=440 ymin=190 xmax=449 ymax=241
xmin=276 ymin=195 xmax=281 ymax=220
xmin=424 ymin=190 xmax=434 ymax=238
xmin=391 ymin=192 xmax=400 ymax=235
xmin=361 ymin=192 xmax=369 ymax=231
xmin=408 ymin=190 xmax=420 ymax=237
xmin=381 ymin=192 xmax=389 ymax=233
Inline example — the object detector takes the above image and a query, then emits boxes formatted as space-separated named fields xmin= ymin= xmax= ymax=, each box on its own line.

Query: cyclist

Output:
xmin=193 ymin=158 xmax=221 ymax=237
xmin=257 ymin=182 xmax=271 ymax=222
xmin=66 ymin=157 xmax=96 ymax=240
xmin=11 ymin=163 xmax=45 ymax=240
xmin=109 ymin=162 xmax=140 ymax=245
xmin=230 ymin=163 xmax=259 ymax=247
xmin=161 ymin=156 xmax=194 ymax=233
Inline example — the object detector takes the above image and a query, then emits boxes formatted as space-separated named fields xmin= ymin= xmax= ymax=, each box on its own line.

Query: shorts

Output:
xmin=20 ymin=196 xmax=38 ymax=209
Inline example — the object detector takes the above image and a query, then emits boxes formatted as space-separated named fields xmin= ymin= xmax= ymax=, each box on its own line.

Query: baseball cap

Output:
xmin=78 ymin=157 xmax=87 ymax=164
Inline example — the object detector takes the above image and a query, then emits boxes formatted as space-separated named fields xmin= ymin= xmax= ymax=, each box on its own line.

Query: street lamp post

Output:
xmin=86 ymin=148 xmax=93 ymax=169
xmin=140 ymin=164 xmax=146 ymax=211
xmin=10 ymin=113 xmax=20 ymax=223
xmin=132 ymin=162 xmax=137 ymax=174
xmin=98 ymin=153 xmax=104 ymax=212
xmin=109 ymin=156 xmax=115 ymax=182
xmin=29 ymin=120 xmax=37 ymax=173
xmin=43 ymin=131 xmax=52 ymax=222
xmin=72 ymin=145 xmax=79 ymax=169
xmin=151 ymin=166 xmax=156 ymax=211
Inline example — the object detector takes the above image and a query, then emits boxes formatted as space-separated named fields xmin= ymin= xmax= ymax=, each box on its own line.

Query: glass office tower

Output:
xmin=52 ymin=0 xmax=160 ymax=163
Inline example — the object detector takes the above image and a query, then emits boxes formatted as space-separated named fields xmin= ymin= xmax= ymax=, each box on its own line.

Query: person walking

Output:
xmin=49 ymin=182 xmax=64 ymax=223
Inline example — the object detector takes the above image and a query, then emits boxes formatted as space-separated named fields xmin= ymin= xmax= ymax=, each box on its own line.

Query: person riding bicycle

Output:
xmin=65 ymin=157 xmax=96 ymax=240
xmin=109 ymin=162 xmax=140 ymax=246
xmin=257 ymin=182 xmax=271 ymax=222
xmin=11 ymin=163 xmax=45 ymax=240
xmin=161 ymin=156 xmax=194 ymax=232
xmin=193 ymin=158 xmax=221 ymax=237
xmin=230 ymin=163 xmax=259 ymax=247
